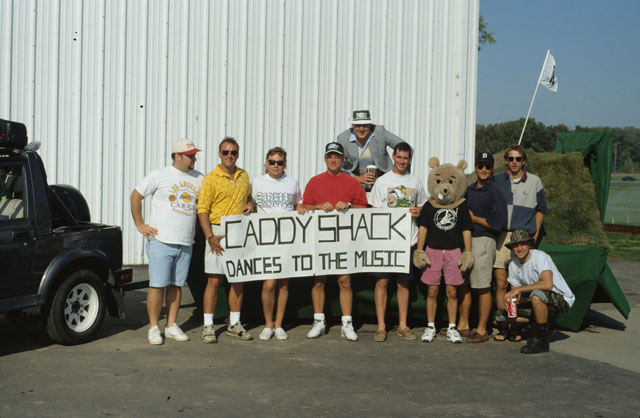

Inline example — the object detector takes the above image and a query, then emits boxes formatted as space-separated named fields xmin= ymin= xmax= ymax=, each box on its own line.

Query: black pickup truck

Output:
xmin=0 ymin=119 xmax=133 ymax=345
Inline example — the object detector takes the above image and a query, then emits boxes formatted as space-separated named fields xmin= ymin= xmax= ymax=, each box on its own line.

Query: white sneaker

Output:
xmin=446 ymin=327 xmax=462 ymax=344
xmin=148 ymin=325 xmax=163 ymax=345
xmin=165 ymin=323 xmax=190 ymax=342
xmin=201 ymin=324 xmax=217 ymax=343
xmin=341 ymin=321 xmax=358 ymax=341
xmin=259 ymin=327 xmax=274 ymax=341
xmin=307 ymin=319 xmax=326 ymax=339
xmin=274 ymin=327 xmax=289 ymax=340
xmin=421 ymin=326 xmax=437 ymax=342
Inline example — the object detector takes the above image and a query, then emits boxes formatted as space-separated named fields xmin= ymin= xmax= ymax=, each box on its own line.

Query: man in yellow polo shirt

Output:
xmin=198 ymin=137 xmax=253 ymax=343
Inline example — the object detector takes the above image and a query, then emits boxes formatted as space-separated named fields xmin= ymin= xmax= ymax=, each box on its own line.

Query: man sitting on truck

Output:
xmin=130 ymin=138 xmax=204 ymax=345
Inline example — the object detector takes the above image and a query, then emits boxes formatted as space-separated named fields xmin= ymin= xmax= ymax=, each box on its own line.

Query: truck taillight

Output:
xmin=118 ymin=268 xmax=133 ymax=284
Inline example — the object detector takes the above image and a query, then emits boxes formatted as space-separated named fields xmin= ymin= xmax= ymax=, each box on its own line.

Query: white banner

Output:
xmin=221 ymin=208 xmax=412 ymax=282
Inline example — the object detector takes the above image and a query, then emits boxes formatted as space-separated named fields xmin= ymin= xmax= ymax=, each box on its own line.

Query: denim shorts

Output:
xmin=146 ymin=237 xmax=192 ymax=287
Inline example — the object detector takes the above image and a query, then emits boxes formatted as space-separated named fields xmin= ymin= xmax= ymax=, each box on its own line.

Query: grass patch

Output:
xmin=604 ymin=180 xmax=640 ymax=226
xmin=605 ymin=232 xmax=640 ymax=262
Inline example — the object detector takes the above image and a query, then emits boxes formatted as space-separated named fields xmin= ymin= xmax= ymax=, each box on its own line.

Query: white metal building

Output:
xmin=1 ymin=0 xmax=479 ymax=265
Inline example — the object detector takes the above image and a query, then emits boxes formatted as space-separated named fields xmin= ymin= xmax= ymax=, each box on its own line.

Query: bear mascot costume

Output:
xmin=413 ymin=157 xmax=474 ymax=343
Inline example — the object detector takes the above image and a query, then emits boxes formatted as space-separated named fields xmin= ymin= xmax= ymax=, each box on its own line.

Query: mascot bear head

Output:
xmin=427 ymin=157 xmax=468 ymax=208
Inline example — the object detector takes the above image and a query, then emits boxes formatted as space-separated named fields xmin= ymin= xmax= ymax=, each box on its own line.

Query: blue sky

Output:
xmin=477 ymin=0 xmax=640 ymax=129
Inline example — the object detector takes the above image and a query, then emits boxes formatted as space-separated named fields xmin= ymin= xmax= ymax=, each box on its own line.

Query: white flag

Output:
xmin=540 ymin=54 xmax=558 ymax=93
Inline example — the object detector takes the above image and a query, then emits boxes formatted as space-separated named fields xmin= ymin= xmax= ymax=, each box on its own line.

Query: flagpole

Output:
xmin=518 ymin=50 xmax=550 ymax=145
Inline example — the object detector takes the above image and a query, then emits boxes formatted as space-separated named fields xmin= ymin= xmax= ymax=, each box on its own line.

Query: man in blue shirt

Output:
xmin=458 ymin=151 xmax=507 ymax=342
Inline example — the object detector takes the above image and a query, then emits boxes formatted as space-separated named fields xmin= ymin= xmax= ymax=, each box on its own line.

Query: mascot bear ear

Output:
xmin=429 ymin=157 xmax=440 ymax=168
xmin=457 ymin=160 xmax=468 ymax=171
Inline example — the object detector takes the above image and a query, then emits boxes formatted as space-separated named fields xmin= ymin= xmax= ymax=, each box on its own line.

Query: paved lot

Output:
xmin=1 ymin=259 xmax=638 ymax=417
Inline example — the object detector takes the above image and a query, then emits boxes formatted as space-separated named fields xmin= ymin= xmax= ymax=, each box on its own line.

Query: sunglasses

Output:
xmin=506 ymin=156 xmax=523 ymax=162
xmin=476 ymin=163 xmax=493 ymax=170
xmin=268 ymin=159 xmax=285 ymax=166
xmin=221 ymin=150 xmax=238 ymax=156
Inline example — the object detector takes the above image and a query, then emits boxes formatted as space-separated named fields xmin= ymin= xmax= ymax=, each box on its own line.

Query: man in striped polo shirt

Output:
xmin=491 ymin=144 xmax=547 ymax=341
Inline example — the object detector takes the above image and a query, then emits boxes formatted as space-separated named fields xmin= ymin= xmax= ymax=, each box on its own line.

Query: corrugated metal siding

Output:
xmin=1 ymin=0 xmax=479 ymax=265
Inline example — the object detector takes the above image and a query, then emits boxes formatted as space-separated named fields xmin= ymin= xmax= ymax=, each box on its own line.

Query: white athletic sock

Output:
xmin=341 ymin=315 xmax=352 ymax=323
xmin=448 ymin=323 xmax=456 ymax=329
xmin=203 ymin=314 xmax=214 ymax=326
xmin=314 ymin=313 xmax=325 ymax=322
xmin=428 ymin=322 xmax=435 ymax=328
xmin=230 ymin=311 xmax=241 ymax=326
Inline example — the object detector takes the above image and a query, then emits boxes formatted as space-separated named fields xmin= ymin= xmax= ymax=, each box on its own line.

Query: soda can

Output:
xmin=507 ymin=297 xmax=517 ymax=319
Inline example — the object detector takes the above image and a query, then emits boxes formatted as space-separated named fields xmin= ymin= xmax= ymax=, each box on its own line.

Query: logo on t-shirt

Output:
xmin=433 ymin=207 xmax=458 ymax=231
xmin=386 ymin=185 xmax=416 ymax=208
xmin=255 ymin=191 xmax=295 ymax=209
xmin=168 ymin=181 xmax=199 ymax=214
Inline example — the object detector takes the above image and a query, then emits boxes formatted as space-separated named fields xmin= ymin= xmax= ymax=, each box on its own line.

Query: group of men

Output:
xmin=131 ymin=110 xmax=575 ymax=355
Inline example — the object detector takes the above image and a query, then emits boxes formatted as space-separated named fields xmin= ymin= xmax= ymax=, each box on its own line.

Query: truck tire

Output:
xmin=45 ymin=270 xmax=106 ymax=345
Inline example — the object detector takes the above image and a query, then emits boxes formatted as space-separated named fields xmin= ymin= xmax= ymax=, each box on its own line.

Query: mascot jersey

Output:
xmin=418 ymin=200 xmax=473 ymax=250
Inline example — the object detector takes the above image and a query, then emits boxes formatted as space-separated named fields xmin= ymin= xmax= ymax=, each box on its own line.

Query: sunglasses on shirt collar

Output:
xmin=221 ymin=149 xmax=238 ymax=156
xmin=506 ymin=156 xmax=524 ymax=162
xmin=268 ymin=159 xmax=285 ymax=166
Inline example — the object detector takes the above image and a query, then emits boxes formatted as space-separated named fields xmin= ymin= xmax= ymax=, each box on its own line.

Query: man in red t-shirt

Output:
xmin=303 ymin=142 xmax=368 ymax=341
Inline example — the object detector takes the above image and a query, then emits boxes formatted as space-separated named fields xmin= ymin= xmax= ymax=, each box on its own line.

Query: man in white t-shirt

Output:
xmin=504 ymin=230 xmax=575 ymax=354
xmin=251 ymin=147 xmax=306 ymax=341
xmin=131 ymin=138 xmax=204 ymax=345
xmin=369 ymin=142 xmax=427 ymax=342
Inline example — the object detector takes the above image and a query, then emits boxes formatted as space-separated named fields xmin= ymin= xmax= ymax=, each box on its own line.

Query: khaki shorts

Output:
xmin=469 ymin=236 xmax=496 ymax=289
xmin=493 ymin=231 xmax=513 ymax=269
xmin=204 ymin=224 xmax=226 ymax=275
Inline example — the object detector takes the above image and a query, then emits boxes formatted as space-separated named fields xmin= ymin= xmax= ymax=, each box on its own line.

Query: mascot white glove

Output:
xmin=457 ymin=251 xmax=475 ymax=272
xmin=413 ymin=249 xmax=430 ymax=269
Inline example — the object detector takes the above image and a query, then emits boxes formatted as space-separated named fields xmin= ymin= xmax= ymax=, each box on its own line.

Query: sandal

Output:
xmin=509 ymin=324 xmax=522 ymax=342
xmin=493 ymin=323 xmax=509 ymax=341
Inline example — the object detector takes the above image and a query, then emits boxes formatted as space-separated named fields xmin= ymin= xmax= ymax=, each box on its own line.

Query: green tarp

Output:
xmin=187 ymin=232 xmax=630 ymax=332
xmin=555 ymin=131 xmax=613 ymax=222
xmin=538 ymin=244 xmax=629 ymax=331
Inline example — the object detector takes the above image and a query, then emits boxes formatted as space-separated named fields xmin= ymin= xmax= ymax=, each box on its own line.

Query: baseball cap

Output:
xmin=325 ymin=142 xmax=344 ymax=156
xmin=475 ymin=150 xmax=494 ymax=165
xmin=172 ymin=138 xmax=201 ymax=155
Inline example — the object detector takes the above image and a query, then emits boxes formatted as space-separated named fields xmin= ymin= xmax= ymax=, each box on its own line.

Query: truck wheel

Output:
xmin=45 ymin=270 xmax=106 ymax=345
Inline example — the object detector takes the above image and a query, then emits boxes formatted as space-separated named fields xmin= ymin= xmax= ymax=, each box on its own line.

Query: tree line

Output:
xmin=476 ymin=119 xmax=640 ymax=173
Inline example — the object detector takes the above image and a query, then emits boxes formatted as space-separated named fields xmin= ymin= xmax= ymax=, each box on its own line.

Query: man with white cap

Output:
xmin=131 ymin=138 xmax=204 ymax=345
xmin=336 ymin=110 xmax=405 ymax=194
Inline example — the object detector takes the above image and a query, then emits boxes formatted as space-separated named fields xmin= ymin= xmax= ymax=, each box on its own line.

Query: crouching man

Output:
xmin=504 ymin=230 xmax=575 ymax=354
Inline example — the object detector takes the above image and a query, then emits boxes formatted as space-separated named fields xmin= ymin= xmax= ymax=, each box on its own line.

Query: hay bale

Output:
xmin=492 ymin=152 xmax=609 ymax=248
